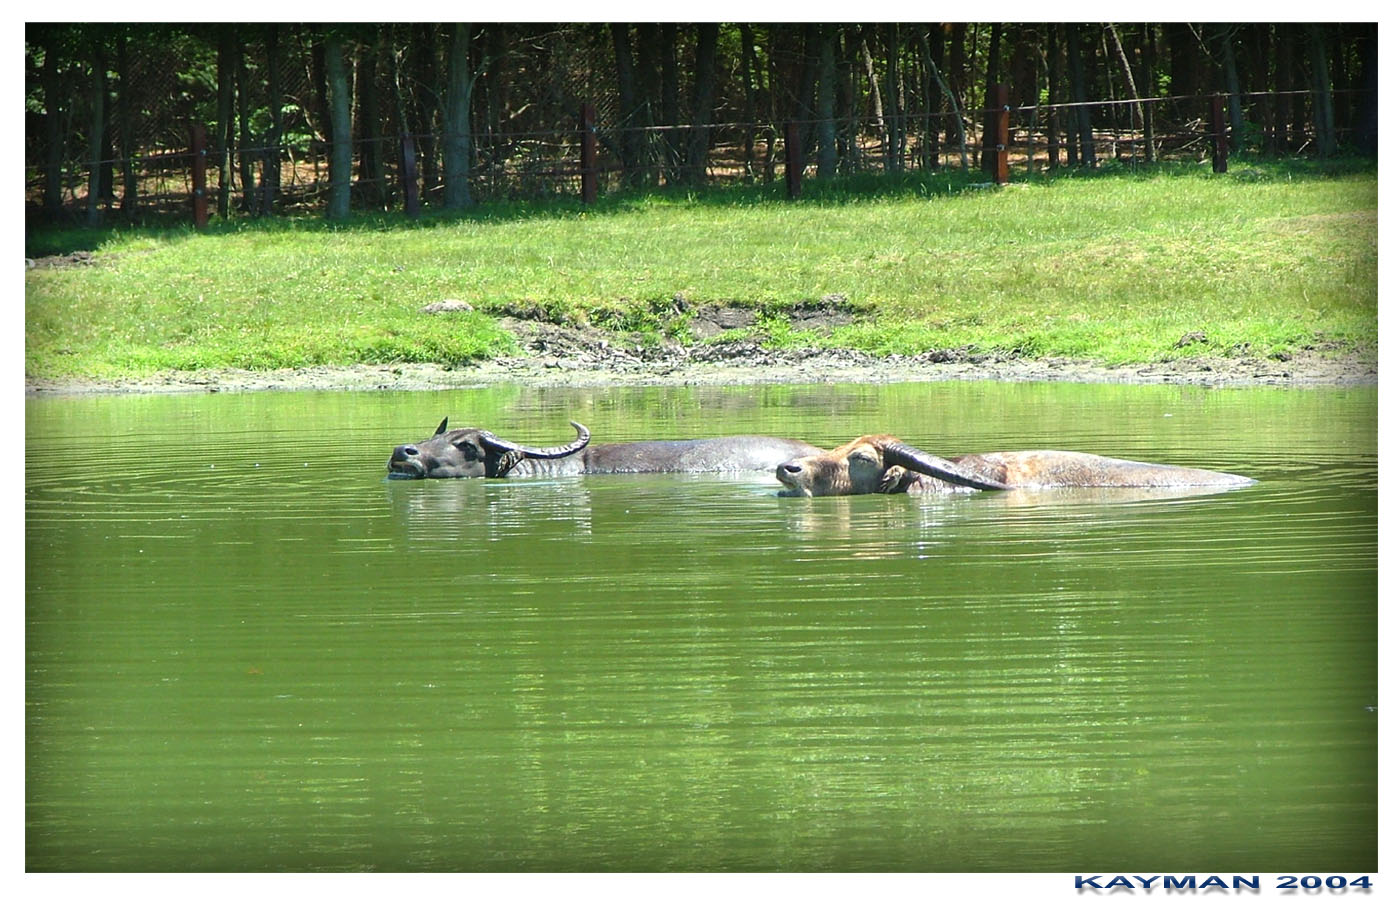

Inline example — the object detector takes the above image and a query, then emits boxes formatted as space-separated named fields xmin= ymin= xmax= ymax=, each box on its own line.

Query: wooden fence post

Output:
xmin=580 ymin=103 xmax=598 ymax=205
xmin=992 ymin=83 xmax=1010 ymax=184
xmin=1211 ymin=94 xmax=1229 ymax=173
xmin=401 ymin=134 xmax=420 ymax=218
xmin=784 ymin=121 xmax=802 ymax=199
xmin=191 ymin=122 xmax=208 ymax=229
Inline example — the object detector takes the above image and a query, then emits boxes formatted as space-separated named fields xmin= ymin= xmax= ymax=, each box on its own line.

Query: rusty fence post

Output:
xmin=401 ymin=134 xmax=420 ymax=218
xmin=191 ymin=122 xmax=208 ymax=228
xmin=784 ymin=122 xmax=802 ymax=199
xmin=580 ymin=103 xmax=598 ymax=205
xmin=1211 ymin=94 xmax=1229 ymax=173
xmin=992 ymin=83 xmax=1010 ymax=185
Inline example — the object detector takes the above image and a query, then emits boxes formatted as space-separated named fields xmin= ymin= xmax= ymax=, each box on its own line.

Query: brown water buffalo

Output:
xmin=388 ymin=418 xmax=823 ymax=479
xmin=775 ymin=434 xmax=1255 ymax=497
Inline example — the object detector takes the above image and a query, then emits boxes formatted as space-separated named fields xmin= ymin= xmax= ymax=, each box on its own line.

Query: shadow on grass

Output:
xmin=25 ymin=155 xmax=1377 ymax=259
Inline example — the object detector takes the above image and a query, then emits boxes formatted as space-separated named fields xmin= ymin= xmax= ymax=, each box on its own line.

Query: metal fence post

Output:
xmin=191 ymin=122 xmax=208 ymax=228
xmin=1211 ymin=94 xmax=1229 ymax=173
xmin=401 ymin=134 xmax=420 ymax=218
xmin=784 ymin=122 xmax=802 ymax=199
xmin=580 ymin=104 xmax=598 ymax=205
xmin=993 ymin=83 xmax=1010 ymax=185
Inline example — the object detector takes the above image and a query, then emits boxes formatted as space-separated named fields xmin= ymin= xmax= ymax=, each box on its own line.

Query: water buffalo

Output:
xmin=388 ymin=417 xmax=823 ymax=479
xmin=775 ymin=434 xmax=1255 ymax=497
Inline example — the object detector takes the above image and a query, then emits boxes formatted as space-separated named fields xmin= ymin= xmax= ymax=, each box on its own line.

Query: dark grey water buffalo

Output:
xmin=775 ymin=434 xmax=1255 ymax=497
xmin=388 ymin=418 xmax=823 ymax=479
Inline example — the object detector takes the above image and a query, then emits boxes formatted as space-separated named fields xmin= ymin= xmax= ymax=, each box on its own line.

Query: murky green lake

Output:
xmin=25 ymin=380 xmax=1376 ymax=872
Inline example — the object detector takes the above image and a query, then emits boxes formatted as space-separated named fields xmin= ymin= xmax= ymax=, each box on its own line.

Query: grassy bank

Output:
xmin=25 ymin=159 xmax=1377 ymax=380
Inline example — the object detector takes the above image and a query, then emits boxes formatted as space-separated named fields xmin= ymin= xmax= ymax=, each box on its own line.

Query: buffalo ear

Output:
xmin=435 ymin=417 xmax=448 ymax=436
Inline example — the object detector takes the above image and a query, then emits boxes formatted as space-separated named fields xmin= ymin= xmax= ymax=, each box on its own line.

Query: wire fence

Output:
xmin=25 ymin=86 xmax=1372 ymax=227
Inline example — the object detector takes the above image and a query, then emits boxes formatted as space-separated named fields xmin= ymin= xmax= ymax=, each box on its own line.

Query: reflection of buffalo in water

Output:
xmin=776 ymin=434 xmax=1256 ymax=497
xmin=388 ymin=418 xmax=822 ymax=480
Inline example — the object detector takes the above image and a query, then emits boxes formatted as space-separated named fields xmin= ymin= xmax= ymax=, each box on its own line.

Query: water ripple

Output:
xmin=25 ymin=384 xmax=1376 ymax=872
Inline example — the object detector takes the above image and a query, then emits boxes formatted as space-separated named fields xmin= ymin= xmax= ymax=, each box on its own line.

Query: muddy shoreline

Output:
xmin=25 ymin=341 xmax=1377 ymax=396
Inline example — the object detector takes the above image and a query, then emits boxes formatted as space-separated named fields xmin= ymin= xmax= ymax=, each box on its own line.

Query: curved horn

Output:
xmin=478 ymin=420 xmax=591 ymax=459
xmin=883 ymin=440 xmax=1010 ymax=491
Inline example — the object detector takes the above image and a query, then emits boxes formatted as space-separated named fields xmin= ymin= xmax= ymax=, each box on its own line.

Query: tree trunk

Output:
xmin=325 ymin=33 xmax=351 ymax=220
xmin=480 ymin=25 xmax=506 ymax=169
xmin=979 ymin=23 xmax=1001 ymax=174
xmin=389 ymin=25 xmax=419 ymax=213
xmin=815 ymin=25 xmax=837 ymax=178
xmin=1009 ymin=25 xmax=1038 ymax=174
xmin=261 ymin=25 xmax=282 ymax=215
xmin=1257 ymin=25 xmax=1281 ymax=154
xmin=1353 ymin=25 xmax=1377 ymax=154
xmin=685 ymin=23 xmax=719 ymax=185
xmin=1046 ymin=24 xmax=1062 ymax=169
xmin=1252 ymin=26 xmax=1275 ymax=116
xmin=831 ymin=28 xmax=851 ymax=171
xmin=309 ymin=28 xmax=329 ymax=141
xmin=114 ymin=31 xmax=136 ymax=219
xmin=1097 ymin=28 xmax=1119 ymax=135
xmin=355 ymin=32 xmax=385 ymax=209
xmin=1307 ymin=25 xmax=1337 ymax=157
xmin=1275 ymin=25 xmax=1298 ymax=151
xmin=1288 ymin=27 xmax=1309 ymax=150
xmin=794 ymin=25 xmax=818 ymax=155
xmin=1166 ymin=24 xmax=1198 ymax=99
xmin=412 ymin=25 xmax=440 ymax=200
xmin=659 ymin=24 xmax=680 ymax=182
xmin=946 ymin=23 xmax=967 ymax=152
xmin=859 ymin=33 xmax=883 ymax=137
xmin=216 ymin=27 xmax=236 ymax=219
xmin=442 ymin=23 xmax=474 ymax=209
xmin=236 ymin=42 xmax=255 ymax=212
xmin=1330 ymin=26 xmax=1350 ymax=136
xmin=1107 ymin=24 xmax=1144 ymax=160
xmin=1214 ymin=25 xmax=1245 ymax=152
xmin=1138 ymin=25 xmax=1158 ymax=162
xmin=885 ymin=23 xmax=903 ymax=173
xmin=40 ymin=29 xmax=65 ymax=220
xmin=86 ymin=34 xmax=105 ymax=227
xmin=387 ymin=24 xmax=411 ymax=144
xmin=839 ymin=26 xmax=859 ymax=171
xmin=918 ymin=30 xmax=967 ymax=171
xmin=739 ymin=23 xmax=759 ymax=182
xmin=1009 ymin=25 xmax=1037 ymax=108
xmin=764 ymin=26 xmax=778 ymax=182
xmin=1066 ymin=23 xmax=1096 ymax=168
xmin=634 ymin=24 xmax=661 ymax=185
xmin=920 ymin=26 xmax=940 ymax=170
xmin=610 ymin=24 xmax=644 ymax=188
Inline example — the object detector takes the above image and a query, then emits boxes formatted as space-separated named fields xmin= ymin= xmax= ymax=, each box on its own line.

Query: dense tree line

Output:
xmin=25 ymin=23 xmax=1378 ymax=224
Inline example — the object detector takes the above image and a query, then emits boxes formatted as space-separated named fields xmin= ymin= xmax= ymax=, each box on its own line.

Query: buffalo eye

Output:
xmin=451 ymin=441 xmax=480 ymax=460
xmin=849 ymin=450 xmax=879 ymax=469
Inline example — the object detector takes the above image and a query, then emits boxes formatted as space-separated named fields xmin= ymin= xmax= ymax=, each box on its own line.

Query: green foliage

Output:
xmin=25 ymin=161 xmax=1376 ymax=378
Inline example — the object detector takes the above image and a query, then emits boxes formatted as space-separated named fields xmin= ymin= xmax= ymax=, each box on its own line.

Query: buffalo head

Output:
xmin=388 ymin=418 xmax=591 ymax=479
xmin=776 ymin=435 xmax=1009 ymax=497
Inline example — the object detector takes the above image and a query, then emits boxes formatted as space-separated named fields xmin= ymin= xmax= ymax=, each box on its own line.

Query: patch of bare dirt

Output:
xmin=23 ymin=299 xmax=1376 ymax=396
xmin=25 ymin=335 xmax=1377 ymax=398
xmin=27 ymin=251 xmax=96 ymax=269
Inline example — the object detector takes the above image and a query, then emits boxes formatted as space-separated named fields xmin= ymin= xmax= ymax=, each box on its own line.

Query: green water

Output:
xmin=25 ymin=381 xmax=1376 ymax=872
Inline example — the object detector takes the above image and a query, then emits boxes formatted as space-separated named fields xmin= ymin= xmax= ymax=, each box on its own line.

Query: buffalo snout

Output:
xmin=387 ymin=443 xmax=428 ymax=478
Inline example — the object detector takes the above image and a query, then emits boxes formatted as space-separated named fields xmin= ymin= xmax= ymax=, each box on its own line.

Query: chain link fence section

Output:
xmin=26 ymin=24 xmax=1376 ymax=226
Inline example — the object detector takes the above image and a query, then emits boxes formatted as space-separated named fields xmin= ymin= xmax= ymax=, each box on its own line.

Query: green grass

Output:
xmin=25 ymin=158 xmax=1377 ymax=379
